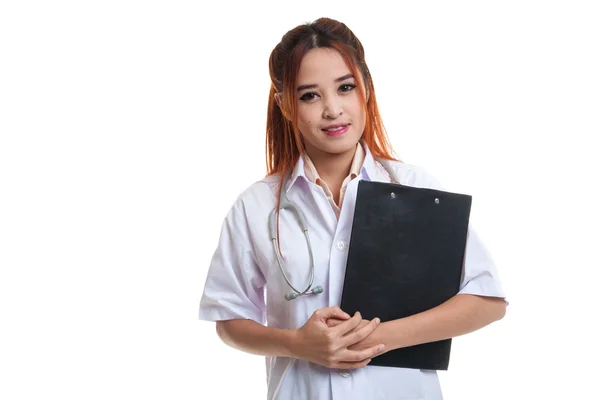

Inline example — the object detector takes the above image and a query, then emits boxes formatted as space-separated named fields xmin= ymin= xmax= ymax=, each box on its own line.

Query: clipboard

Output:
xmin=340 ymin=179 xmax=472 ymax=370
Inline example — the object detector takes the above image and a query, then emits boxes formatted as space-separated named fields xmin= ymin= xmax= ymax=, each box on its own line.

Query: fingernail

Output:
xmin=378 ymin=345 xmax=385 ymax=351
xmin=375 ymin=318 xmax=380 ymax=324
xmin=343 ymin=313 xmax=350 ymax=318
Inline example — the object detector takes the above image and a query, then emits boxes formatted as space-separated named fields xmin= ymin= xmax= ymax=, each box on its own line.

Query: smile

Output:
xmin=322 ymin=124 xmax=349 ymax=136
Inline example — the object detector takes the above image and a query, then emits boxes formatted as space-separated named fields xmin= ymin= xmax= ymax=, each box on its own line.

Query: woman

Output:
xmin=199 ymin=17 xmax=506 ymax=400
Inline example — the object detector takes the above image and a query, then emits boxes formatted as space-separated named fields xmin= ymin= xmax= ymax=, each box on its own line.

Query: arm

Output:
xmin=330 ymin=294 xmax=506 ymax=352
xmin=216 ymin=319 xmax=296 ymax=358
xmin=377 ymin=294 xmax=506 ymax=351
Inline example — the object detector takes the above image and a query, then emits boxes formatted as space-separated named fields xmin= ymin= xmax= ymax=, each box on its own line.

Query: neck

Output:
xmin=304 ymin=144 xmax=356 ymax=188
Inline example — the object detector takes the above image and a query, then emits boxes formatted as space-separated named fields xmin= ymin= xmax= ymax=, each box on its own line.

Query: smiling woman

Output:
xmin=198 ymin=17 xmax=506 ymax=400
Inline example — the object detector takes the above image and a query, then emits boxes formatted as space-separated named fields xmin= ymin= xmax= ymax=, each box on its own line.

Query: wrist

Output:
xmin=282 ymin=329 xmax=300 ymax=359
xmin=380 ymin=320 xmax=403 ymax=351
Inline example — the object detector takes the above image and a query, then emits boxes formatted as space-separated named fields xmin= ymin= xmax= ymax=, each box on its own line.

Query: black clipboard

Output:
xmin=340 ymin=179 xmax=472 ymax=370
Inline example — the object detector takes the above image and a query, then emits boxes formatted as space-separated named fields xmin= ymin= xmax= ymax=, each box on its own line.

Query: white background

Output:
xmin=1 ymin=1 xmax=599 ymax=399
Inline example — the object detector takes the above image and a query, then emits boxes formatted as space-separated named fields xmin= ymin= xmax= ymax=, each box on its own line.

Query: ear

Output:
xmin=274 ymin=92 xmax=292 ymax=121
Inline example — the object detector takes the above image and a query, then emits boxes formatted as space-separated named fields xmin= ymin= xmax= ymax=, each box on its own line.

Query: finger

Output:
xmin=340 ymin=317 xmax=380 ymax=348
xmin=336 ymin=357 xmax=372 ymax=370
xmin=331 ymin=311 xmax=363 ymax=336
xmin=315 ymin=306 xmax=351 ymax=322
xmin=342 ymin=320 xmax=370 ymax=336
xmin=340 ymin=343 xmax=386 ymax=364
xmin=340 ymin=317 xmax=380 ymax=347
xmin=328 ymin=317 xmax=364 ymax=328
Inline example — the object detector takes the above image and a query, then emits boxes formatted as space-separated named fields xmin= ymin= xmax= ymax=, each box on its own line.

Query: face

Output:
xmin=292 ymin=48 xmax=366 ymax=161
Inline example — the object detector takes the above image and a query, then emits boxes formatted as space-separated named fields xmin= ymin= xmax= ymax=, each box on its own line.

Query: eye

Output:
xmin=299 ymin=92 xmax=319 ymax=101
xmin=339 ymin=83 xmax=357 ymax=93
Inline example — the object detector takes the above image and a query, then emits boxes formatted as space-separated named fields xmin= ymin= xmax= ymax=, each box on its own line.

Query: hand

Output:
xmin=291 ymin=306 xmax=385 ymax=370
xmin=327 ymin=316 xmax=387 ymax=354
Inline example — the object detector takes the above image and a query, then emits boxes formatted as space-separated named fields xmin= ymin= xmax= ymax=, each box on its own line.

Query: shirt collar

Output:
xmin=285 ymin=140 xmax=386 ymax=192
xmin=349 ymin=143 xmax=366 ymax=178
xmin=302 ymin=143 xmax=364 ymax=185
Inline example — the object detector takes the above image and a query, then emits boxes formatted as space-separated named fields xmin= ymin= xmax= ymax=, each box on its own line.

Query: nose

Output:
xmin=322 ymin=96 xmax=343 ymax=119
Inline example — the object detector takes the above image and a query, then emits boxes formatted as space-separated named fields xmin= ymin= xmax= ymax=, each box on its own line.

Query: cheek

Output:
xmin=348 ymin=101 xmax=366 ymax=126
xmin=297 ymin=108 xmax=319 ymax=132
xmin=347 ymin=97 xmax=364 ymax=117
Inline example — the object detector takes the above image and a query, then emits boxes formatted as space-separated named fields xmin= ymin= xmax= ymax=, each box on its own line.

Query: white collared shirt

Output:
xmin=198 ymin=141 xmax=506 ymax=400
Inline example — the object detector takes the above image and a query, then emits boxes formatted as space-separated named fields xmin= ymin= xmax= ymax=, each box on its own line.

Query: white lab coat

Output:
xmin=199 ymin=142 xmax=506 ymax=399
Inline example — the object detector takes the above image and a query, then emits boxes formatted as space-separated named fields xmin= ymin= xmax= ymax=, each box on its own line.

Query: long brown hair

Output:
xmin=266 ymin=17 xmax=398 ymax=178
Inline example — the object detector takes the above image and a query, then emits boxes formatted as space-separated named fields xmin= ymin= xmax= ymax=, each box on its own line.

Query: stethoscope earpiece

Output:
xmin=311 ymin=285 xmax=324 ymax=294
xmin=284 ymin=292 xmax=298 ymax=301
xmin=285 ymin=285 xmax=324 ymax=301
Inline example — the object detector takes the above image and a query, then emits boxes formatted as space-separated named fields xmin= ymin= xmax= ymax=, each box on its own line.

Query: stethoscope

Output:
xmin=268 ymin=174 xmax=323 ymax=301
xmin=268 ymin=159 xmax=400 ymax=301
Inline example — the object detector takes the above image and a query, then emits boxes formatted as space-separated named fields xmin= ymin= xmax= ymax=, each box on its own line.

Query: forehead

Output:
xmin=296 ymin=48 xmax=352 ymax=83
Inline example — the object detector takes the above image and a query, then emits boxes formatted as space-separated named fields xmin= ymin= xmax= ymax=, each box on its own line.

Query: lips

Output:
xmin=322 ymin=124 xmax=349 ymax=132
xmin=322 ymin=124 xmax=350 ymax=136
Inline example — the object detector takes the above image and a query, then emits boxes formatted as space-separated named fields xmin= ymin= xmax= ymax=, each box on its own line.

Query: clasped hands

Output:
xmin=291 ymin=306 xmax=387 ymax=370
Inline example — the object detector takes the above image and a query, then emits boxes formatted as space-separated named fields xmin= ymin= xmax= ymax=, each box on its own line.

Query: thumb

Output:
xmin=326 ymin=318 xmax=346 ymax=328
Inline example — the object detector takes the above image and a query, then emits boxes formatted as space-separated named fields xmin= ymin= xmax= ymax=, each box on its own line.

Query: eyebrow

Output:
xmin=296 ymin=74 xmax=355 ymax=92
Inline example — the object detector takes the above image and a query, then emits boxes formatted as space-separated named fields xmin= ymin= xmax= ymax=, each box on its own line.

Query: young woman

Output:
xmin=199 ymin=17 xmax=506 ymax=400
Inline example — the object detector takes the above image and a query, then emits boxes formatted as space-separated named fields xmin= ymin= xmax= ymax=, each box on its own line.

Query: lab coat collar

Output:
xmin=285 ymin=154 xmax=307 ymax=193
xmin=358 ymin=139 xmax=386 ymax=182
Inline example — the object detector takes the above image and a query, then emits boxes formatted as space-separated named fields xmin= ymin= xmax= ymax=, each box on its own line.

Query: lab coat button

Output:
xmin=336 ymin=240 xmax=345 ymax=251
xmin=339 ymin=370 xmax=350 ymax=377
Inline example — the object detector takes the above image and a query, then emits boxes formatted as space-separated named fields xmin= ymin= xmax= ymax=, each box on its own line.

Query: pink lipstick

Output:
xmin=322 ymin=124 xmax=349 ymax=136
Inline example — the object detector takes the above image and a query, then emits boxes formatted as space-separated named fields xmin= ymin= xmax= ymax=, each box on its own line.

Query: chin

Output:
xmin=321 ymin=139 xmax=360 ymax=155
xmin=303 ymin=127 xmax=362 ymax=156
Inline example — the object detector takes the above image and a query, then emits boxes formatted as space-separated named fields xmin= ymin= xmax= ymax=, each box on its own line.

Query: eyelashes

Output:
xmin=299 ymin=83 xmax=357 ymax=102
xmin=339 ymin=83 xmax=357 ymax=92
xmin=299 ymin=92 xmax=319 ymax=101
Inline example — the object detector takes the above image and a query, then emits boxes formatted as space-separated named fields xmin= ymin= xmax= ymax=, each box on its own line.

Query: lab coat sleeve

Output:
xmin=198 ymin=200 xmax=267 ymax=324
xmin=411 ymin=165 xmax=507 ymax=300
xmin=457 ymin=227 xmax=506 ymax=299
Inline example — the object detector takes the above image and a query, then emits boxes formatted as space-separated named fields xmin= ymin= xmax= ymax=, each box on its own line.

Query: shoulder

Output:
xmin=227 ymin=174 xmax=282 ymax=218
xmin=376 ymin=159 xmax=446 ymax=190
